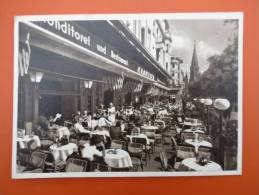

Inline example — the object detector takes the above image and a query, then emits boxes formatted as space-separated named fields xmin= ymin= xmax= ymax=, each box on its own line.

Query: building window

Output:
xmin=166 ymin=62 xmax=168 ymax=71
xmin=156 ymin=48 xmax=160 ymax=61
xmin=133 ymin=20 xmax=137 ymax=34
xmin=141 ymin=27 xmax=145 ymax=45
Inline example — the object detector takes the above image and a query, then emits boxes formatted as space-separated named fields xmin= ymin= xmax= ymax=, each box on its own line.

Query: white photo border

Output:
xmin=12 ymin=12 xmax=243 ymax=179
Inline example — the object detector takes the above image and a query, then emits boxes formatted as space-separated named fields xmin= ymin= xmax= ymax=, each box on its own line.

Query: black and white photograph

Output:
xmin=12 ymin=13 xmax=243 ymax=178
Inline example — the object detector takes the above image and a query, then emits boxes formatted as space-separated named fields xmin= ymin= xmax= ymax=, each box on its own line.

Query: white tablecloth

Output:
xmin=141 ymin=125 xmax=158 ymax=130
xmin=49 ymin=143 xmax=78 ymax=161
xmin=184 ymin=139 xmax=212 ymax=152
xmin=17 ymin=135 xmax=41 ymax=149
xmin=183 ymin=129 xmax=205 ymax=134
xmin=105 ymin=149 xmax=132 ymax=168
xmin=181 ymin=158 xmax=222 ymax=171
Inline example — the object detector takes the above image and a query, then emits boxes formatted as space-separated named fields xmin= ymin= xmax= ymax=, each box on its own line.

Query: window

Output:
xmin=141 ymin=27 xmax=145 ymax=45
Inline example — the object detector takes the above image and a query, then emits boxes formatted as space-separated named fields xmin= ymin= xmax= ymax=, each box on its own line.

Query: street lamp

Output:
xmin=29 ymin=71 xmax=43 ymax=83
xmin=213 ymin=98 xmax=231 ymax=168
xmin=29 ymin=71 xmax=44 ymax=132
xmin=204 ymin=98 xmax=213 ymax=132
xmin=84 ymin=80 xmax=93 ymax=89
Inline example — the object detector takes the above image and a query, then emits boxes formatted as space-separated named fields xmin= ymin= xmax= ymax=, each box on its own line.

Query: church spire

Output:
xmin=189 ymin=40 xmax=200 ymax=83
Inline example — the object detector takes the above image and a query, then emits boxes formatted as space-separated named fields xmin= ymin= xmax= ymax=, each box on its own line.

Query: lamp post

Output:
xmin=29 ymin=71 xmax=44 ymax=128
xmin=213 ymin=98 xmax=230 ymax=168
xmin=203 ymin=98 xmax=213 ymax=132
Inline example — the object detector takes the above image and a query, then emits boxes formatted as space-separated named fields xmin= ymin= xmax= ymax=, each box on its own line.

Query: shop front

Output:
xmin=17 ymin=20 xmax=172 ymax=129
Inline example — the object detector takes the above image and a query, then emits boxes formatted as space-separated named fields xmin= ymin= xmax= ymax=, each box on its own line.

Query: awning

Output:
xmin=19 ymin=21 xmax=157 ymax=84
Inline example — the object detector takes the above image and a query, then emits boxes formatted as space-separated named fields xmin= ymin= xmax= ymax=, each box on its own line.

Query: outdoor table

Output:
xmin=179 ymin=157 xmax=222 ymax=171
xmin=184 ymin=139 xmax=212 ymax=153
xmin=183 ymin=129 xmax=205 ymax=134
xmin=141 ymin=125 xmax=158 ymax=130
xmin=17 ymin=135 xmax=41 ymax=149
xmin=56 ymin=126 xmax=70 ymax=140
xmin=91 ymin=130 xmax=110 ymax=137
xmin=127 ymin=133 xmax=150 ymax=145
xmin=104 ymin=149 xmax=132 ymax=168
xmin=49 ymin=143 xmax=78 ymax=161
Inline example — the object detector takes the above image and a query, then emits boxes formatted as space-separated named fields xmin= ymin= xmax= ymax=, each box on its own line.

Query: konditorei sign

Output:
xmin=35 ymin=21 xmax=130 ymax=67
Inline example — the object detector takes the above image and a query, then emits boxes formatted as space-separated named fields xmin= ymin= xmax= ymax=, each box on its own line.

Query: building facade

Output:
xmin=17 ymin=19 xmax=174 ymax=129
xmin=122 ymin=19 xmax=173 ymax=76
xmin=170 ymin=57 xmax=183 ymax=87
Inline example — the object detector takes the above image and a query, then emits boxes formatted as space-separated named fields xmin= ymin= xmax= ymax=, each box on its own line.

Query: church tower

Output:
xmin=189 ymin=41 xmax=200 ymax=83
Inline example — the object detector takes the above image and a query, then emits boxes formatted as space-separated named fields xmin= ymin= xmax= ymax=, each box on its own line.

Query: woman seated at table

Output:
xmin=81 ymin=135 xmax=108 ymax=171
xmin=110 ymin=121 xmax=122 ymax=140
xmin=92 ymin=126 xmax=111 ymax=148
xmin=98 ymin=112 xmax=112 ymax=127
xmin=131 ymin=123 xmax=141 ymax=136
xmin=74 ymin=118 xmax=89 ymax=134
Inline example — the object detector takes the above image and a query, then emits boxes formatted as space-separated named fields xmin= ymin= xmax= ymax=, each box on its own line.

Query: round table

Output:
xmin=141 ymin=125 xmax=158 ymax=130
xmin=17 ymin=135 xmax=41 ymax=149
xmin=180 ymin=158 xmax=222 ymax=171
xmin=184 ymin=139 xmax=212 ymax=152
xmin=183 ymin=129 xmax=205 ymax=134
xmin=104 ymin=149 xmax=132 ymax=168
xmin=49 ymin=143 xmax=78 ymax=161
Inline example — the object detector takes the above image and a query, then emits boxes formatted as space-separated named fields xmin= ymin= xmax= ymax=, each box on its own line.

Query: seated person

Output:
xmin=74 ymin=119 xmax=90 ymax=134
xmin=110 ymin=121 xmax=122 ymax=140
xmin=98 ymin=113 xmax=112 ymax=127
xmin=131 ymin=123 xmax=140 ymax=135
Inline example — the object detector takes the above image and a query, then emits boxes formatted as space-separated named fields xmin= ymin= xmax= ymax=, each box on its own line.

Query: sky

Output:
xmin=168 ymin=20 xmax=238 ymax=75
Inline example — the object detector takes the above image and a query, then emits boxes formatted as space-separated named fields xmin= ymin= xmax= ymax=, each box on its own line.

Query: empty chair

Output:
xmin=132 ymin=137 xmax=151 ymax=164
xmin=110 ymin=140 xmax=126 ymax=150
xmin=127 ymin=142 xmax=144 ymax=171
xmin=176 ymin=146 xmax=195 ymax=160
xmin=17 ymin=139 xmax=39 ymax=166
xmin=181 ymin=132 xmax=195 ymax=141
xmin=23 ymin=151 xmax=48 ymax=173
xmin=40 ymin=151 xmax=66 ymax=172
xmin=65 ymin=158 xmax=88 ymax=172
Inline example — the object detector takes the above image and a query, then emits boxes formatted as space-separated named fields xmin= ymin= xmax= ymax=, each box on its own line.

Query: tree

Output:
xmin=188 ymin=27 xmax=238 ymax=103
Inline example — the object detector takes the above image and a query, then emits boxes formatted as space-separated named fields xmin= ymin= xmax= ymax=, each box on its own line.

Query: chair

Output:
xmin=40 ymin=151 xmax=66 ymax=172
xmin=198 ymin=147 xmax=212 ymax=159
xmin=69 ymin=136 xmax=79 ymax=145
xmin=23 ymin=151 xmax=48 ymax=173
xmin=40 ymin=139 xmax=54 ymax=150
xmin=181 ymin=132 xmax=195 ymax=142
xmin=110 ymin=126 xmax=122 ymax=140
xmin=110 ymin=167 xmax=130 ymax=172
xmin=65 ymin=158 xmax=88 ymax=172
xmin=132 ymin=137 xmax=151 ymax=164
xmin=127 ymin=142 xmax=144 ymax=171
xmin=175 ymin=146 xmax=195 ymax=160
xmin=78 ymin=133 xmax=91 ymax=146
xmin=17 ymin=139 xmax=39 ymax=166
xmin=198 ymin=134 xmax=212 ymax=142
xmin=110 ymin=140 xmax=126 ymax=150
xmin=90 ymin=162 xmax=110 ymax=172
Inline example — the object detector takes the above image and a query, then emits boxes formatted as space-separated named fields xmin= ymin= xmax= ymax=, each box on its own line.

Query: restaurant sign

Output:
xmin=34 ymin=21 xmax=130 ymax=67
